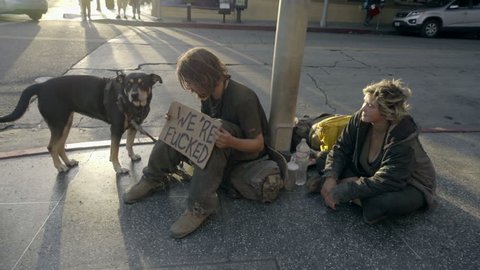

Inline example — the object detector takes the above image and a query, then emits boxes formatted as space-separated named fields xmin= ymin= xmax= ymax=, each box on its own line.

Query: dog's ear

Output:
xmin=150 ymin=74 xmax=163 ymax=84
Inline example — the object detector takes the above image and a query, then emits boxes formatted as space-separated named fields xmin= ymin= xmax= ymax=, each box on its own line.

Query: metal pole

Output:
xmin=187 ymin=3 xmax=192 ymax=22
xmin=269 ymin=0 xmax=311 ymax=153
xmin=152 ymin=0 xmax=160 ymax=18
xmin=320 ymin=0 xmax=329 ymax=27
xmin=376 ymin=9 xmax=382 ymax=30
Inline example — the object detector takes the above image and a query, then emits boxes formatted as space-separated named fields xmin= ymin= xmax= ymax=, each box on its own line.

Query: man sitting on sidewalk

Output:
xmin=123 ymin=47 xmax=269 ymax=239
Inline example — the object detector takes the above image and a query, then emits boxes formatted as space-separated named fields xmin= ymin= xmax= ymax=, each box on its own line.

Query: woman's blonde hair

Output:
xmin=362 ymin=79 xmax=412 ymax=123
xmin=176 ymin=47 xmax=229 ymax=94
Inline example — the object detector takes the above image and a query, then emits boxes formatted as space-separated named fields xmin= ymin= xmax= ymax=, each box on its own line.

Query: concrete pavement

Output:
xmin=1 ymin=6 xmax=480 ymax=270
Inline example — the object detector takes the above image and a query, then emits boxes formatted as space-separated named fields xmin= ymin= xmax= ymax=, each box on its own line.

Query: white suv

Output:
xmin=392 ymin=0 xmax=480 ymax=37
xmin=0 ymin=0 xmax=49 ymax=21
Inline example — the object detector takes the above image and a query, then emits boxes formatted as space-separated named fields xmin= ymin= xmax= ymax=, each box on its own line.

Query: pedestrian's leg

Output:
xmin=80 ymin=0 xmax=87 ymax=20
xmin=116 ymin=0 xmax=120 ymax=18
xmin=361 ymin=185 xmax=425 ymax=224
xmin=123 ymin=140 xmax=185 ymax=204
xmin=132 ymin=1 xmax=137 ymax=19
xmin=137 ymin=2 xmax=141 ymax=19
xmin=87 ymin=0 xmax=91 ymax=19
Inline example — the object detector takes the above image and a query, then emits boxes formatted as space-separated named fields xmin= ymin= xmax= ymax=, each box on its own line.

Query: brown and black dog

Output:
xmin=0 ymin=72 xmax=162 ymax=174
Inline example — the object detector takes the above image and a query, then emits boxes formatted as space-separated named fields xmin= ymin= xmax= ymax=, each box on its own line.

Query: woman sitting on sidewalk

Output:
xmin=308 ymin=79 xmax=436 ymax=224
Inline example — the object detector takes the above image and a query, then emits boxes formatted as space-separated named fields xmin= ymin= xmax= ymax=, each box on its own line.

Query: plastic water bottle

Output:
xmin=294 ymin=138 xmax=310 ymax=185
xmin=286 ymin=159 xmax=299 ymax=191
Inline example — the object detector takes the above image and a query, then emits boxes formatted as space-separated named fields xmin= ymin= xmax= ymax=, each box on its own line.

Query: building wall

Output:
xmin=155 ymin=0 xmax=403 ymax=25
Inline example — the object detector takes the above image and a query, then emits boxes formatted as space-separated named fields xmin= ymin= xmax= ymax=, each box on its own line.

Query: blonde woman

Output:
xmin=309 ymin=79 xmax=436 ymax=224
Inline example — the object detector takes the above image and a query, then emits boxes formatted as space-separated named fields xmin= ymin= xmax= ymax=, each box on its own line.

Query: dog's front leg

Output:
xmin=110 ymin=135 xmax=129 ymax=174
xmin=126 ymin=127 xmax=141 ymax=162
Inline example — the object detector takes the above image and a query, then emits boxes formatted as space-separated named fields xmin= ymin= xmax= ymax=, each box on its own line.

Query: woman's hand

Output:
xmin=215 ymin=127 xmax=233 ymax=149
xmin=321 ymin=177 xmax=338 ymax=210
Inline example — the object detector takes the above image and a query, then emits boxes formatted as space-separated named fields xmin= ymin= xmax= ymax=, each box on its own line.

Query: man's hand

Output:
xmin=321 ymin=177 xmax=337 ymax=210
xmin=215 ymin=127 xmax=233 ymax=149
xmin=339 ymin=176 xmax=358 ymax=184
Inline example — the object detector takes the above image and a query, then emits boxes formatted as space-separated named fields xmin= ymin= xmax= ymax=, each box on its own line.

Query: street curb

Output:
xmin=1 ymin=128 xmax=478 ymax=160
xmin=94 ymin=18 xmax=395 ymax=35
xmin=0 ymin=137 xmax=155 ymax=160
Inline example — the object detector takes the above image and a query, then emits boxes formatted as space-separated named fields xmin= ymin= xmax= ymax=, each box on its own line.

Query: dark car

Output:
xmin=0 ymin=0 xmax=49 ymax=21
xmin=392 ymin=0 xmax=480 ymax=37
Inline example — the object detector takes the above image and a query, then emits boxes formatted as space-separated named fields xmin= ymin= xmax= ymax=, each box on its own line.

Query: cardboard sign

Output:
xmin=159 ymin=102 xmax=221 ymax=169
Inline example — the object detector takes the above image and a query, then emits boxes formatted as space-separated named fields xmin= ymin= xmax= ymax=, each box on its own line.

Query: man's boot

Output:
xmin=169 ymin=209 xmax=210 ymax=239
xmin=123 ymin=176 xmax=168 ymax=204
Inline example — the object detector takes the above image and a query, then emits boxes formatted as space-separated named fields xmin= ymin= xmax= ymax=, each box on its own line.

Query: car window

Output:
xmin=425 ymin=0 xmax=452 ymax=7
xmin=449 ymin=0 xmax=470 ymax=8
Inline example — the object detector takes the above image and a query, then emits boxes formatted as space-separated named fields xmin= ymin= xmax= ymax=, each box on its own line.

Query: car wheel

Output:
xmin=395 ymin=28 xmax=407 ymax=35
xmin=421 ymin=19 xmax=440 ymax=38
xmin=28 ymin=12 xmax=43 ymax=21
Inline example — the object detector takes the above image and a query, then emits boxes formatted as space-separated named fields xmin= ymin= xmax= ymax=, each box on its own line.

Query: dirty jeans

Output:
xmin=144 ymin=121 xmax=262 ymax=215
xmin=316 ymin=152 xmax=425 ymax=223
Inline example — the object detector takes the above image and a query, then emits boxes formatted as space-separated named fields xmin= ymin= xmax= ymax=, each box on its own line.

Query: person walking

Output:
xmin=79 ymin=0 xmax=92 ymax=20
xmin=130 ymin=0 xmax=141 ymax=19
xmin=363 ymin=0 xmax=384 ymax=26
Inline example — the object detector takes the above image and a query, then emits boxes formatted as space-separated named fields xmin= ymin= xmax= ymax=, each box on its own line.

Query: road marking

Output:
xmin=0 ymin=34 xmax=113 ymax=42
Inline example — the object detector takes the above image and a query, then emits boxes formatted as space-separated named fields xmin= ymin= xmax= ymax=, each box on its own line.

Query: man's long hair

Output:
xmin=176 ymin=47 xmax=228 ymax=95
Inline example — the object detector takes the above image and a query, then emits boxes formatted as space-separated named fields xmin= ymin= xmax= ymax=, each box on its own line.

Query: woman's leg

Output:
xmin=361 ymin=185 xmax=425 ymax=224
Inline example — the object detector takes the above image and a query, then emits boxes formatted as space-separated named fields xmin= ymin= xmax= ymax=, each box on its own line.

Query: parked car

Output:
xmin=392 ymin=0 xmax=480 ymax=37
xmin=0 ymin=0 xmax=48 ymax=21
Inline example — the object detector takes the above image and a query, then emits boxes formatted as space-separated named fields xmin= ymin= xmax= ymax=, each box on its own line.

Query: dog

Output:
xmin=116 ymin=0 xmax=128 ymax=19
xmin=0 ymin=72 xmax=162 ymax=174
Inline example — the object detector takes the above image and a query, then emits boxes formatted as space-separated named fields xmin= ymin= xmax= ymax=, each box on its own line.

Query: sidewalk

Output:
xmin=57 ymin=3 xmax=396 ymax=35
xmin=1 ymin=5 xmax=479 ymax=270
xmin=1 ymin=136 xmax=479 ymax=269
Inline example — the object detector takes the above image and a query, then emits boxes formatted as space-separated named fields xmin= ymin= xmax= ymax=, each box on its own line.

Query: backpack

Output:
xmin=290 ymin=113 xmax=333 ymax=152
xmin=310 ymin=115 xmax=352 ymax=151
xmin=228 ymin=146 xmax=287 ymax=203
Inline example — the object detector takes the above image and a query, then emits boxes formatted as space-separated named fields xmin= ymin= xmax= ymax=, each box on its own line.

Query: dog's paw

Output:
xmin=130 ymin=154 xmax=142 ymax=162
xmin=57 ymin=164 xmax=70 ymax=173
xmin=115 ymin=167 xmax=130 ymax=175
xmin=67 ymin=159 xmax=79 ymax=167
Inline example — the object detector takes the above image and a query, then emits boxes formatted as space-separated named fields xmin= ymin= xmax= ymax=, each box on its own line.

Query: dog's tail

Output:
xmin=0 ymin=84 xmax=40 ymax=122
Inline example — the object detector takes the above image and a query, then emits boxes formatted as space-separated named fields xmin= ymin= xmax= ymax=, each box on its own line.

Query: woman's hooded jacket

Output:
xmin=323 ymin=111 xmax=436 ymax=208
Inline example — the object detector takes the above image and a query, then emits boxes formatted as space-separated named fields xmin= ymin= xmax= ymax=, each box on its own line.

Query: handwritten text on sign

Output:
xmin=159 ymin=102 xmax=221 ymax=169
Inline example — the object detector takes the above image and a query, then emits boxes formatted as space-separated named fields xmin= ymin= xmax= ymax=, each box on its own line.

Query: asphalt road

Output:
xmin=0 ymin=20 xmax=129 ymax=112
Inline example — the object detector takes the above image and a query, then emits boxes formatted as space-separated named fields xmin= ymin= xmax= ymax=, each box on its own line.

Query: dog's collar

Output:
xmin=117 ymin=95 xmax=149 ymax=124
